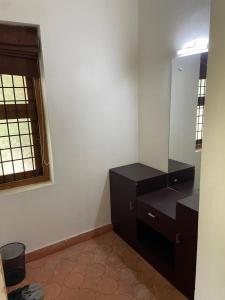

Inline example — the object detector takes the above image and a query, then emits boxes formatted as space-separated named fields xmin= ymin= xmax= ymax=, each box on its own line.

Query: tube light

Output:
xmin=177 ymin=38 xmax=208 ymax=57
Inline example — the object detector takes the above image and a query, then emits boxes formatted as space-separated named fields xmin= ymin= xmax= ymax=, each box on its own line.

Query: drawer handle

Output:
xmin=147 ymin=212 xmax=157 ymax=219
xmin=129 ymin=200 xmax=135 ymax=211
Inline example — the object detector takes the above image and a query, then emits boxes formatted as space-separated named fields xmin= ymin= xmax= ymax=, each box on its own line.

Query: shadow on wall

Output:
xmin=95 ymin=174 xmax=111 ymax=228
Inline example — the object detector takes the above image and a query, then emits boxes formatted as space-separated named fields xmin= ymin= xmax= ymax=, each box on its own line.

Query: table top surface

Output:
xmin=178 ymin=193 xmax=199 ymax=213
xmin=170 ymin=181 xmax=195 ymax=196
xmin=168 ymin=159 xmax=194 ymax=173
xmin=138 ymin=188 xmax=185 ymax=220
xmin=110 ymin=163 xmax=166 ymax=183
xmin=138 ymin=187 xmax=199 ymax=219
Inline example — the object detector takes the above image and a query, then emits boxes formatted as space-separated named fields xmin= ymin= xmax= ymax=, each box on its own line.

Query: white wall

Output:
xmin=0 ymin=0 xmax=212 ymax=254
xmin=195 ymin=0 xmax=225 ymax=299
xmin=169 ymin=54 xmax=202 ymax=187
xmin=0 ymin=0 xmax=139 ymax=252
xmin=139 ymin=0 xmax=211 ymax=172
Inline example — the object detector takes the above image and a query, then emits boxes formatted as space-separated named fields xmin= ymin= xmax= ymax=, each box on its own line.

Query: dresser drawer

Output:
xmin=137 ymin=200 xmax=176 ymax=242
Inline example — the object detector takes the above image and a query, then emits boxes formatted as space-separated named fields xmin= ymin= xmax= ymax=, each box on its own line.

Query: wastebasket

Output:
xmin=0 ymin=243 xmax=26 ymax=286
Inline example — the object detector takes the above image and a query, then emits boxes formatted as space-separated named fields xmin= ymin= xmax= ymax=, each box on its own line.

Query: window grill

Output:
xmin=196 ymin=101 xmax=204 ymax=148
xmin=198 ymin=79 xmax=207 ymax=98
xmin=0 ymin=74 xmax=43 ymax=184
xmin=196 ymin=54 xmax=207 ymax=149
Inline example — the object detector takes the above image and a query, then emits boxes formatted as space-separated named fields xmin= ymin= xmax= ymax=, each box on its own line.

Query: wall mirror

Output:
xmin=169 ymin=52 xmax=208 ymax=189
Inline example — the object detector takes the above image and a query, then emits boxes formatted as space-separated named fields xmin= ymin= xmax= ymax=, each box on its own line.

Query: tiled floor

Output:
xmin=9 ymin=232 xmax=187 ymax=300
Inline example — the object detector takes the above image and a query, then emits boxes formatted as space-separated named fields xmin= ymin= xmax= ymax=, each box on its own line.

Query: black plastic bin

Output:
xmin=0 ymin=243 xmax=26 ymax=286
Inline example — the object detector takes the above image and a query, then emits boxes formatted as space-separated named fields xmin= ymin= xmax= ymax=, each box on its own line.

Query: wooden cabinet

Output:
xmin=109 ymin=163 xmax=167 ymax=247
xmin=175 ymin=195 xmax=199 ymax=300
xmin=109 ymin=163 xmax=198 ymax=300
xmin=109 ymin=171 xmax=137 ymax=246
xmin=137 ymin=188 xmax=183 ymax=242
xmin=0 ymin=257 xmax=7 ymax=300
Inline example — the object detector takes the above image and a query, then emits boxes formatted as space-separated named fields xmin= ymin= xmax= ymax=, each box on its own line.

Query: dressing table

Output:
xmin=109 ymin=162 xmax=198 ymax=300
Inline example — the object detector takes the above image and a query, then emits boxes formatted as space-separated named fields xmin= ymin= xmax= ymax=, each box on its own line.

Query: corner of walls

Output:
xmin=137 ymin=0 xmax=141 ymax=165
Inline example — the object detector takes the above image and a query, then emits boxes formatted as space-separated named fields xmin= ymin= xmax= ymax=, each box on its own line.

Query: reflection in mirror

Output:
xmin=169 ymin=52 xmax=208 ymax=190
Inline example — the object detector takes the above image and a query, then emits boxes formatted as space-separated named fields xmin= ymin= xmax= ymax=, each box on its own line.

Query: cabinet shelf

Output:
xmin=138 ymin=220 xmax=175 ymax=272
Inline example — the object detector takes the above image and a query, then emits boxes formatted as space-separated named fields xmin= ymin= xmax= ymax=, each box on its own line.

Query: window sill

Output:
xmin=0 ymin=175 xmax=54 ymax=196
xmin=195 ymin=147 xmax=202 ymax=153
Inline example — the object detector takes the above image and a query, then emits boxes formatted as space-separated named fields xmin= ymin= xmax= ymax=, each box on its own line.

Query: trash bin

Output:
xmin=0 ymin=243 xmax=26 ymax=286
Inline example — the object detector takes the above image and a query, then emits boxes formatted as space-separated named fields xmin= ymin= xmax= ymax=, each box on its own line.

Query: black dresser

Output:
xmin=109 ymin=162 xmax=198 ymax=300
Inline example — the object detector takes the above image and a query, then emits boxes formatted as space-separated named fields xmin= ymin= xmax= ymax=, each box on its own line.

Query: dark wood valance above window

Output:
xmin=0 ymin=24 xmax=39 ymax=77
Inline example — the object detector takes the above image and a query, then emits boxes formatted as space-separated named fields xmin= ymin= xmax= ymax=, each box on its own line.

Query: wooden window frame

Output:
xmin=0 ymin=77 xmax=50 ymax=191
xmin=0 ymin=23 xmax=50 ymax=191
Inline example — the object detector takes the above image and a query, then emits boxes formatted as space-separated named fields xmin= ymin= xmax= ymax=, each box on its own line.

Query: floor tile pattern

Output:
xmin=8 ymin=232 xmax=187 ymax=300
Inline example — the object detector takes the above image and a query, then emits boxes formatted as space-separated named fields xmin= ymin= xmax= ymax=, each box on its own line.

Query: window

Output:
xmin=0 ymin=24 xmax=49 ymax=189
xmin=196 ymin=53 xmax=208 ymax=149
